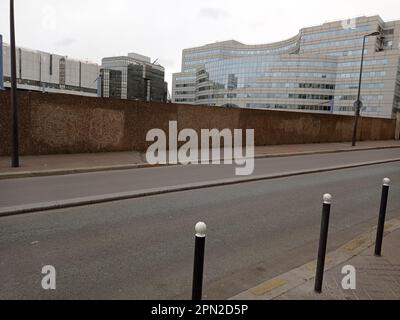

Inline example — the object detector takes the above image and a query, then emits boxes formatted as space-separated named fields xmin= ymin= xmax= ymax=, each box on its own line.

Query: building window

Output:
xmin=49 ymin=54 xmax=53 ymax=76
xmin=59 ymin=58 xmax=66 ymax=87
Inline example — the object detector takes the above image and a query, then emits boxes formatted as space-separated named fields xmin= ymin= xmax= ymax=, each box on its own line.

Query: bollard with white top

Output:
xmin=314 ymin=193 xmax=332 ymax=293
xmin=374 ymin=178 xmax=390 ymax=257
xmin=192 ymin=222 xmax=206 ymax=300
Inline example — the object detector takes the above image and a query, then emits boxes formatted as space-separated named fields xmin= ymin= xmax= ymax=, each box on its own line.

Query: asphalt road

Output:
xmin=0 ymin=155 xmax=399 ymax=299
xmin=0 ymin=148 xmax=399 ymax=209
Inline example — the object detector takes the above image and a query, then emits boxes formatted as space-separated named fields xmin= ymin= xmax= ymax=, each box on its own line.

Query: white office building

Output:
xmin=1 ymin=41 xmax=99 ymax=97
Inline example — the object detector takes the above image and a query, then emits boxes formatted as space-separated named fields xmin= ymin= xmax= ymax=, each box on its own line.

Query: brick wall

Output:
xmin=0 ymin=90 xmax=396 ymax=156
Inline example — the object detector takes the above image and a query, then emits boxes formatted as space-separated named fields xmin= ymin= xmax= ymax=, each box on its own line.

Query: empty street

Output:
xmin=0 ymin=149 xmax=399 ymax=299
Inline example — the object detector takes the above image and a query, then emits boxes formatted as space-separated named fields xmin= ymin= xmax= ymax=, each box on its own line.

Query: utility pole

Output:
xmin=10 ymin=0 xmax=19 ymax=167
xmin=351 ymin=31 xmax=381 ymax=147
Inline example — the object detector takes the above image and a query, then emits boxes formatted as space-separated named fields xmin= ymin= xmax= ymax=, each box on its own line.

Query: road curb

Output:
xmin=0 ymin=144 xmax=399 ymax=180
xmin=0 ymin=163 xmax=170 ymax=180
xmin=253 ymin=144 xmax=400 ymax=160
xmin=0 ymin=157 xmax=399 ymax=217
xmin=229 ymin=218 xmax=400 ymax=300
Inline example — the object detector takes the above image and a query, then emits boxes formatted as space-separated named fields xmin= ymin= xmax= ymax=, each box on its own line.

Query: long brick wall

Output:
xmin=0 ymin=90 xmax=397 ymax=156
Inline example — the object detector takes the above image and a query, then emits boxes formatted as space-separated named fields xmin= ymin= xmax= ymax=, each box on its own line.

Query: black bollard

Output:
xmin=314 ymin=194 xmax=332 ymax=293
xmin=374 ymin=178 xmax=390 ymax=257
xmin=192 ymin=222 xmax=206 ymax=300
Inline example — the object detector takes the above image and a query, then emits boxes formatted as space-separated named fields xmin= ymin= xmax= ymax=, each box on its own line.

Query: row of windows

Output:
xmin=326 ymin=49 xmax=367 ymax=57
xmin=301 ymin=25 xmax=370 ymax=41
xmin=182 ymin=68 xmax=198 ymax=73
xmin=336 ymin=71 xmax=386 ymax=79
xmin=264 ymin=71 xmax=386 ymax=79
xmin=174 ymin=98 xmax=195 ymax=102
xmin=183 ymin=43 xmax=298 ymax=60
xmin=337 ymin=106 xmax=380 ymax=113
xmin=5 ymin=78 xmax=98 ymax=94
xmin=198 ymin=86 xmax=213 ymax=91
xmin=221 ymin=82 xmax=336 ymax=90
xmin=336 ymin=106 xmax=381 ymax=113
xmin=335 ymin=83 xmax=384 ymax=90
xmin=194 ymin=92 xmax=383 ymax=103
xmin=184 ymin=58 xmax=220 ymax=66
xmin=206 ymin=82 xmax=335 ymax=90
xmin=247 ymin=103 xmax=332 ymax=111
xmin=383 ymin=29 xmax=394 ymax=35
xmin=302 ymin=37 xmax=368 ymax=50
xmin=298 ymin=83 xmax=335 ymax=89
xmin=334 ymin=94 xmax=384 ymax=101
xmin=175 ymin=75 xmax=196 ymax=81
xmin=226 ymin=82 xmax=336 ymax=90
xmin=198 ymin=93 xmax=334 ymax=100
xmin=337 ymin=59 xmax=387 ymax=68
xmin=194 ymin=83 xmax=335 ymax=91
xmin=338 ymin=106 xmax=354 ymax=112
xmin=265 ymin=72 xmax=336 ymax=79
xmin=246 ymin=103 xmax=381 ymax=113
xmin=289 ymin=94 xmax=334 ymax=100
xmin=174 ymin=90 xmax=196 ymax=95
xmin=175 ymin=83 xmax=196 ymax=88
xmin=204 ymin=59 xmax=337 ymax=70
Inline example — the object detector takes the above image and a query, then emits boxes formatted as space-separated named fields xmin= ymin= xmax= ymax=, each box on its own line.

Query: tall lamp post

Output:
xmin=351 ymin=31 xmax=381 ymax=147
xmin=9 ymin=0 xmax=19 ymax=167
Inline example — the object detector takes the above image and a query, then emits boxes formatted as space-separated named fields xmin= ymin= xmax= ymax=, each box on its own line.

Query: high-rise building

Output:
xmin=100 ymin=53 xmax=168 ymax=102
xmin=1 ymin=39 xmax=99 ymax=96
xmin=172 ymin=15 xmax=400 ymax=118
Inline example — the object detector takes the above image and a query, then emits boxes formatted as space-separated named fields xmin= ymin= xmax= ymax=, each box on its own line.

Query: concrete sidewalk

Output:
xmin=0 ymin=140 xmax=399 ymax=179
xmin=232 ymin=218 xmax=400 ymax=300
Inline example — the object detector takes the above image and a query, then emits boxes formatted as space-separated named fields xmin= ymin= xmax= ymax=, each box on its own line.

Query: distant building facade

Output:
xmin=99 ymin=68 xmax=122 ymax=99
xmin=172 ymin=15 xmax=400 ymax=118
xmin=100 ymin=53 xmax=168 ymax=102
xmin=1 ymin=39 xmax=99 ymax=96
xmin=0 ymin=35 xmax=4 ymax=90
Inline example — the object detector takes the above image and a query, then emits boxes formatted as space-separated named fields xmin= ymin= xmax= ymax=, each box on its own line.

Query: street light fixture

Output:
xmin=351 ymin=31 xmax=381 ymax=147
xmin=9 ymin=0 xmax=19 ymax=167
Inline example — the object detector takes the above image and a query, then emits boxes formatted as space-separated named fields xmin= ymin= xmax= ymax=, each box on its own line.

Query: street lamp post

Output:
xmin=351 ymin=31 xmax=381 ymax=147
xmin=10 ymin=0 xmax=19 ymax=167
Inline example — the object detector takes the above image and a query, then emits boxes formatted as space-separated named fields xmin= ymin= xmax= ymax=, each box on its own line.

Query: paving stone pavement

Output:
xmin=275 ymin=229 xmax=400 ymax=300
xmin=1 ymin=140 xmax=399 ymax=177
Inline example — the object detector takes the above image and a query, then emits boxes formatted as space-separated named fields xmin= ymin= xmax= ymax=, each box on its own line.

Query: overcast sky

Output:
xmin=1 ymin=0 xmax=399 ymax=92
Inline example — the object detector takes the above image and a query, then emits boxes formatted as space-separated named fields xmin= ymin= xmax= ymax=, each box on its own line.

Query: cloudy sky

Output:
xmin=0 ymin=0 xmax=399 ymax=92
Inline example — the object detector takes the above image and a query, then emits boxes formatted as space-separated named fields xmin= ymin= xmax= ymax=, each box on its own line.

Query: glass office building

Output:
xmin=172 ymin=15 xmax=400 ymax=118
xmin=101 ymin=53 xmax=168 ymax=102
xmin=99 ymin=69 xmax=122 ymax=99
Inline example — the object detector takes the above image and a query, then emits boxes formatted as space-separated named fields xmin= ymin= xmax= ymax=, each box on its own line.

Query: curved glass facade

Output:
xmin=173 ymin=15 xmax=400 ymax=118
